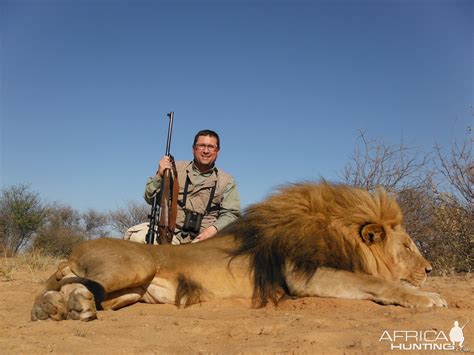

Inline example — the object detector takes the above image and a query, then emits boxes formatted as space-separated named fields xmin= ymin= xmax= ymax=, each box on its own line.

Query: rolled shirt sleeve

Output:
xmin=144 ymin=175 xmax=162 ymax=205
xmin=212 ymin=176 xmax=241 ymax=231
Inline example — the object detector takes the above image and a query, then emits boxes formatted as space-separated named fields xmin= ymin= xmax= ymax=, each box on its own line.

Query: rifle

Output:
xmin=145 ymin=112 xmax=179 ymax=244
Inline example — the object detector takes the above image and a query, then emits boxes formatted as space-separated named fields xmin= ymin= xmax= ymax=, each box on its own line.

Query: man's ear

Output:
xmin=360 ymin=223 xmax=386 ymax=245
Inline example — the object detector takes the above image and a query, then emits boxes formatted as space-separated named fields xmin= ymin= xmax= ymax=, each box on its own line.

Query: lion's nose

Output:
xmin=425 ymin=265 xmax=433 ymax=274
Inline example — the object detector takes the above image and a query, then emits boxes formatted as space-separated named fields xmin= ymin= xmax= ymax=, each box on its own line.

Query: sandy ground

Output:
xmin=1 ymin=260 xmax=473 ymax=354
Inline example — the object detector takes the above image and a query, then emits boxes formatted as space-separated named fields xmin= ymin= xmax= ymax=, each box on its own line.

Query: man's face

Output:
xmin=193 ymin=135 xmax=220 ymax=170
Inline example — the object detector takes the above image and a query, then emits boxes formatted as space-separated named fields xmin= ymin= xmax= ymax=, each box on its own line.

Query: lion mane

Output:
xmin=223 ymin=181 xmax=403 ymax=306
xmin=31 ymin=181 xmax=446 ymax=322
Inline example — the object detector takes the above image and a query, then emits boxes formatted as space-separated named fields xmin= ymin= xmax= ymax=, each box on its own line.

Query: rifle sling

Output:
xmin=158 ymin=171 xmax=172 ymax=244
xmin=157 ymin=161 xmax=180 ymax=244
xmin=168 ymin=161 xmax=179 ymax=240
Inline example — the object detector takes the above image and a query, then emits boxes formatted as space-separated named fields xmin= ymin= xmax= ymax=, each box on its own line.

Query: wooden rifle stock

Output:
xmin=145 ymin=112 xmax=179 ymax=244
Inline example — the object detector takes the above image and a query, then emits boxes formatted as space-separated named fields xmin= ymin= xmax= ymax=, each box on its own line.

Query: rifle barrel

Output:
xmin=146 ymin=111 xmax=175 ymax=245
xmin=165 ymin=112 xmax=174 ymax=156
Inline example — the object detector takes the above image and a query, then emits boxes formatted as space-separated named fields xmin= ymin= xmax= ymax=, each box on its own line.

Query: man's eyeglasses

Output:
xmin=194 ymin=143 xmax=218 ymax=152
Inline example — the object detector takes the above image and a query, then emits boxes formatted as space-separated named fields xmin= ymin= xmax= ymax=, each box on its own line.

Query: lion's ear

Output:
xmin=360 ymin=223 xmax=386 ymax=245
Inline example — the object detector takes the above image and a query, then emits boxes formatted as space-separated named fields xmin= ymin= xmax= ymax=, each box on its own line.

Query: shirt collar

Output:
xmin=190 ymin=161 xmax=217 ymax=176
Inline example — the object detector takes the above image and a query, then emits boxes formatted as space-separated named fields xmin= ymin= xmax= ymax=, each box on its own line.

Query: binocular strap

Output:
xmin=180 ymin=176 xmax=217 ymax=215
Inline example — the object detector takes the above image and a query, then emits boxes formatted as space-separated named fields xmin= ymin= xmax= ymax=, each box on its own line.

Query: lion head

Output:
xmin=222 ymin=181 xmax=432 ymax=306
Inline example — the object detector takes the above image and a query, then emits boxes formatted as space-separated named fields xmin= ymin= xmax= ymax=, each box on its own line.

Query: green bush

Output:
xmin=32 ymin=227 xmax=86 ymax=258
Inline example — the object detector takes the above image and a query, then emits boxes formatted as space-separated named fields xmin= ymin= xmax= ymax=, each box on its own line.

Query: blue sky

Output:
xmin=1 ymin=0 xmax=472 ymax=212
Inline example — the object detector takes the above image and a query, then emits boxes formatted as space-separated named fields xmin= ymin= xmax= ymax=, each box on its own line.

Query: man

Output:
xmin=449 ymin=320 xmax=465 ymax=348
xmin=141 ymin=129 xmax=240 ymax=245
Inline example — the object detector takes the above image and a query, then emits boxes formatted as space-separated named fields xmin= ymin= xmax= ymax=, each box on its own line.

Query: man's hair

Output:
xmin=193 ymin=130 xmax=220 ymax=149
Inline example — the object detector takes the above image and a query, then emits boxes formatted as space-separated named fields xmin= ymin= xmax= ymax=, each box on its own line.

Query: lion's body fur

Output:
xmin=31 ymin=182 xmax=447 ymax=321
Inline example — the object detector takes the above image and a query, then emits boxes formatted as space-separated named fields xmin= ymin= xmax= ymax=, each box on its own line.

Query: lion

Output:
xmin=31 ymin=182 xmax=446 ymax=321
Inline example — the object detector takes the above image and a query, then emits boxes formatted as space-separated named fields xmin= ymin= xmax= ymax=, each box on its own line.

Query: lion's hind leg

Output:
xmin=31 ymin=280 xmax=102 ymax=321
xmin=63 ymin=283 xmax=99 ymax=321
xmin=32 ymin=261 xmax=106 ymax=322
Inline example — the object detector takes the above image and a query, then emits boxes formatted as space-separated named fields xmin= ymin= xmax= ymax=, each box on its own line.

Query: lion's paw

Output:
xmin=31 ymin=291 xmax=68 ymax=321
xmin=400 ymin=290 xmax=448 ymax=308
xmin=67 ymin=284 xmax=97 ymax=321
xmin=65 ymin=285 xmax=97 ymax=321
xmin=420 ymin=291 xmax=448 ymax=308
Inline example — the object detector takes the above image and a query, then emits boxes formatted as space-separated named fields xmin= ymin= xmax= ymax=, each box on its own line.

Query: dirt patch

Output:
xmin=1 ymin=261 xmax=472 ymax=353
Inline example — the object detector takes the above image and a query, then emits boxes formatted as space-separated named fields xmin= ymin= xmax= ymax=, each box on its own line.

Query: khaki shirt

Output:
xmin=144 ymin=161 xmax=240 ymax=244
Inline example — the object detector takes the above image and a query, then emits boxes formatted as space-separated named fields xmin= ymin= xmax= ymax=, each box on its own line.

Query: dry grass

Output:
xmin=0 ymin=250 xmax=59 ymax=282
xmin=0 ymin=258 xmax=16 ymax=281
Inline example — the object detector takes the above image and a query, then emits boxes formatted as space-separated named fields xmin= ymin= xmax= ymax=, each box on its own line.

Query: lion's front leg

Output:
xmin=31 ymin=291 xmax=68 ymax=321
xmin=32 ymin=262 xmax=74 ymax=321
xmin=286 ymin=267 xmax=447 ymax=308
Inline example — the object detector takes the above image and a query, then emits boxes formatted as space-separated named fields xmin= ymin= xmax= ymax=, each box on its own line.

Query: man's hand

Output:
xmin=157 ymin=156 xmax=173 ymax=177
xmin=191 ymin=226 xmax=218 ymax=243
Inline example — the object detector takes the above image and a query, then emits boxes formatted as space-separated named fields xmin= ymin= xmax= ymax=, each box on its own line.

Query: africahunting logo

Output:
xmin=379 ymin=320 xmax=470 ymax=351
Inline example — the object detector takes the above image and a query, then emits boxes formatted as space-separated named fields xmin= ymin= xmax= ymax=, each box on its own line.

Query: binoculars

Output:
xmin=181 ymin=209 xmax=204 ymax=239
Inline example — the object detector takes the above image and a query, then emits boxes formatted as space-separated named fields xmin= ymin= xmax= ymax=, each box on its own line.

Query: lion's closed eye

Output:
xmin=403 ymin=242 xmax=414 ymax=252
